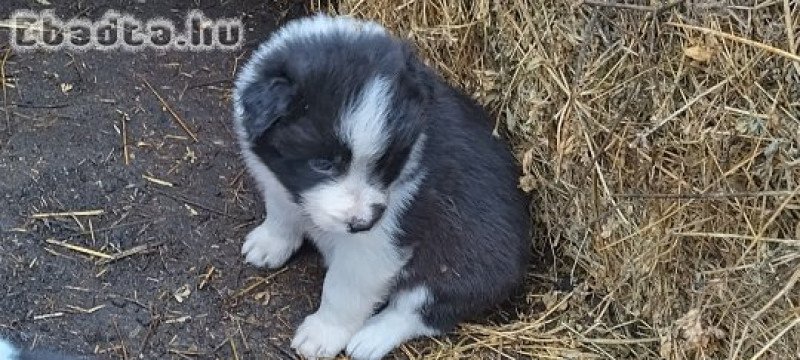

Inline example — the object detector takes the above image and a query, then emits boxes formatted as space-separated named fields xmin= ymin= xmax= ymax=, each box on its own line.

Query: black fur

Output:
xmin=393 ymin=81 xmax=530 ymax=331
xmin=239 ymin=76 xmax=297 ymax=142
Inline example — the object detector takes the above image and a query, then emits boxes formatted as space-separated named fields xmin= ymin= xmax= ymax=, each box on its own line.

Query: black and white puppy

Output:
xmin=233 ymin=14 xmax=530 ymax=360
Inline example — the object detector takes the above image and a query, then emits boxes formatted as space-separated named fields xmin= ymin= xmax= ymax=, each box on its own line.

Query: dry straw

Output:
xmin=316 ymin=0 xmax=800 ymax=359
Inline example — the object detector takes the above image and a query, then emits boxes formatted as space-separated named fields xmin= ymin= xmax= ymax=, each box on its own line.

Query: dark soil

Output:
xmin=0 ymin=1 xmax=331 ymax=359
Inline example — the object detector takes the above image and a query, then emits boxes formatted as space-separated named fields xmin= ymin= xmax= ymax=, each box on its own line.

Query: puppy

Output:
xmin=233 ymin=14 xmax=530 ymax=360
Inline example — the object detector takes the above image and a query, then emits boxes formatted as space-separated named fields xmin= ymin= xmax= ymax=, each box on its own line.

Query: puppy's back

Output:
xmin=394 ymin=74 xmax=530 ymax=331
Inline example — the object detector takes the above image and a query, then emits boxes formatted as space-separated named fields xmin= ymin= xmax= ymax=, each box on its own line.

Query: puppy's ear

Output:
xmin=239 ymin=75 xmax=297 ymax=141
xmin=398 ymin=42 xmax=434 ymax=103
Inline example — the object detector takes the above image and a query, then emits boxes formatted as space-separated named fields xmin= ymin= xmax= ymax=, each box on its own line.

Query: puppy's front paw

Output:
xmin=346 ymin=322 xmax=400 ymax=360
xmin=291 ymin=313 xmax=353 ymax=359
xmin=241 ymin=223 xmax=300 ymax=268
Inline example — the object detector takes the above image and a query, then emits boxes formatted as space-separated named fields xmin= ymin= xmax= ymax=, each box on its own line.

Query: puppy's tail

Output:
xmin=0 ymin=338 xmax=81 ymax=360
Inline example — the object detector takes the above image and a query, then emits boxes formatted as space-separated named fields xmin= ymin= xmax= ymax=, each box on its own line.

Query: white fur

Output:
xmin=291 ymin=229 xmax=410 ymax=359
xmin=292 ymin=136 xmax=427 ymax=359
xmin=291 ymin=310 xmax=355 ymax=358
xmin=301 ymin=173 xmax=387 ymax=233
xmin=347 ymin=287 xmax=438 ymax=360
xmin=338 ymin=77 xmax=391 ymax=158
xmin=241 ymin=217 xmax=302 ymax=268
xmin=0 ymin=339 xmax=18 ymax=360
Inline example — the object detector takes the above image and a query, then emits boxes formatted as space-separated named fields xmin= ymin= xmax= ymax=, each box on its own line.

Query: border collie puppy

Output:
xmin=233 ymin=14 xmax=530 ymax=360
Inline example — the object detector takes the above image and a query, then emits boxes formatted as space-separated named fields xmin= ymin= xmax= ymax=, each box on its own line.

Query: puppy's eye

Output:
xmin=308 ymin=158 xmax=335 ymax=174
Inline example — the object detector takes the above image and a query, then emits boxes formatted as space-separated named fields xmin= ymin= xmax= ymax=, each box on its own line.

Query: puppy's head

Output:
xmin=234 ymin=15 xmax=431 ymax=234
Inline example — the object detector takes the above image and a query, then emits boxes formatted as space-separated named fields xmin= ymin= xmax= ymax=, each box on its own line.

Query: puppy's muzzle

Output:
xmin=347 ymin=204 xmax=387 ymax=233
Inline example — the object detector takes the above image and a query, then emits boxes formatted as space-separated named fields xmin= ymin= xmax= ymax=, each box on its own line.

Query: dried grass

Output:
xmin=315 ymin=0 xmax=800 ymax=359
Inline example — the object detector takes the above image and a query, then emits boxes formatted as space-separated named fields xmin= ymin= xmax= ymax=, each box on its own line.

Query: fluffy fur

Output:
xmin=233 ymin=14 xmax=530 ymax=360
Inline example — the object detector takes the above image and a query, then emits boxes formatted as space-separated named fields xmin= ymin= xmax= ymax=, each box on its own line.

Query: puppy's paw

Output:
xmin=241 ymin=223 xmax=300 ymax=268
xmin=346 ymin=322 xmax=400 ymax=360
xmin=291 ymin=313 xmax=353 ymax=359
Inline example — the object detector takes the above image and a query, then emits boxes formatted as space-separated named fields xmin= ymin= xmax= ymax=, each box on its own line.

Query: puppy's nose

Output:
xmin=347 ymin=204 xmax=387 ymax=233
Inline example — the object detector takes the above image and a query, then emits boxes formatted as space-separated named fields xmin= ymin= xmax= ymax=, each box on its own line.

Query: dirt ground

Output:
xmin=0 ymin=1 xmax=336 ymax=359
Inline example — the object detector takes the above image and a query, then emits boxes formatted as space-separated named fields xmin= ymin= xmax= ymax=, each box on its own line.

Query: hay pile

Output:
xmin=316 ymin=1 xmax=800 ymax=358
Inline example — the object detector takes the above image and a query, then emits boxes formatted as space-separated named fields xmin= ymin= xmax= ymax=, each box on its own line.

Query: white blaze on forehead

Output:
xmin=338 ymin=77 xmax=392 ymax=160
xmin=302 ymin=77 xmax=396 ymax=232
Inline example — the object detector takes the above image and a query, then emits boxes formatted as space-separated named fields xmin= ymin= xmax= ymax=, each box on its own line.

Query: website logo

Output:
xmin=7 ymin=9 xmax=244 ymax=52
